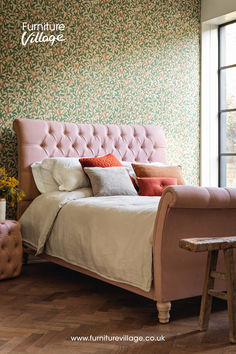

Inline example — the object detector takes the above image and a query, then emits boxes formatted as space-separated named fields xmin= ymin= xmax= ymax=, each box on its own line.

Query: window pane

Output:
xmin=220 ymin=111 xmax=236 ymax=153
xmin=220 ymin=156 xmax=236 ymax=187
xmin=220 ymin=67 xmax=236 ymax=109
xmin=220 ymin=22 xmax=236 ymax=67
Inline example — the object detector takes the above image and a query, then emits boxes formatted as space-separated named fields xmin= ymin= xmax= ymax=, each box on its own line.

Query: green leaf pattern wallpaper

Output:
xmin=0 ymin=0 xmax=200 ymax=216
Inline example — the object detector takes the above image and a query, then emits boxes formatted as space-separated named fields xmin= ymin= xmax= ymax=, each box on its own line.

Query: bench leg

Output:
xmin=224 ymin=248 xmax=236 ymax=344
xmin=156 ymin=301 xmax=171 ymax=323
xmin=199 ymin=250 xmax=219 ymax=331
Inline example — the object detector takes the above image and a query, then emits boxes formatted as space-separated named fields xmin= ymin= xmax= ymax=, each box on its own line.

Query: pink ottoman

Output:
xmin=0 ymin=220 xmax=22 ymax=280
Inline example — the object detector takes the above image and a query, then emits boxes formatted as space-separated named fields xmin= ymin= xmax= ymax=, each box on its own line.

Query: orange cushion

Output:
xmin=137 ymin=177 xmax=177 ymax=196
xmin=132 ymin=164 xmax=185 ymax=185
xmin=79 ymin=153 xmax=122 ymax=168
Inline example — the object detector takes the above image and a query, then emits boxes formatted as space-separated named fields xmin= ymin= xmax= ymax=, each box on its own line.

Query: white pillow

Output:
xmin=52 ymin=158 xmax=90 ymax=191
xmin=31 ymin=157 xmax=91 ymax=193
xmin=31 ymin=159 xmax=59 ymax=194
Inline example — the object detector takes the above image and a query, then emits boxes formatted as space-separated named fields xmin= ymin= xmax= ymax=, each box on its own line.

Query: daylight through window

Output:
xmin=219 ymin=21 xmax=236 ymax=187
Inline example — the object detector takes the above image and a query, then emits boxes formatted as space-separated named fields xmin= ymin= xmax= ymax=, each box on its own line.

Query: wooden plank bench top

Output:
xmin=179 ymin=236 xmax=236 ymax=252
xmin=179 ymin=235 xmax=236 ymax=343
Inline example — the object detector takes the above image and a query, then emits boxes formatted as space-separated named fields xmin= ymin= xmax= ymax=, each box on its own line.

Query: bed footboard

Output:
xmin=153 ymin=186 xmax=236 ymax=304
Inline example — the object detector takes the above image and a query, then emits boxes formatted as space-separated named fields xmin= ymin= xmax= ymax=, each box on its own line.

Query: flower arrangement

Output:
xmin=0 ymin=168 xmax=25 ymax=207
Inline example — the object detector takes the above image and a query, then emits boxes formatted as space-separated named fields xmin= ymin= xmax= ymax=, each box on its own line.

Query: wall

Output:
xmin=1 ymin=0 xmax=200 ymax=216
xmin=201 ymin=0 xmax=236 ymax=22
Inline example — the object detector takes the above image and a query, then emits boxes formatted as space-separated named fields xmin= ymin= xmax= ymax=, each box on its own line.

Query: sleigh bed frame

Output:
xmin=13 ymin=118 xmax=236 ymax=323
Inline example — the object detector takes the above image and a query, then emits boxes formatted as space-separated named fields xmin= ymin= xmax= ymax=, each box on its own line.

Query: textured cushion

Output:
xmin=80 ymin=153 xmax=122 ymax=169
xmin=84 ymin=167 xmax=138 ymax=196
xmin=137 ymin=177 xmax=177 ymax=196
xmin=52 ymin=158 xmax=90 ymax=191
xmin=0 ymin=220 xmax=22 ymax=280
xmin=132 ymin=164 xmax=185 ymax=185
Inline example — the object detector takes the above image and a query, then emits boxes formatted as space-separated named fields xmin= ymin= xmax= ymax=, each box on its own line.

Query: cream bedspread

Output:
xmin=20 ymin=190 xmax=160 ymax=291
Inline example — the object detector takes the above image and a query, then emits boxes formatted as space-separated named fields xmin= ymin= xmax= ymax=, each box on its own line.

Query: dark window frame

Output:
xmin=218 ymin=20 xmax=236 ymax=187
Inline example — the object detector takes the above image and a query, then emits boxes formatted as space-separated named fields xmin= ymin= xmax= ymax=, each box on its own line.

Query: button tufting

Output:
xmin=0 ymin=220 xmax=22 ymax=280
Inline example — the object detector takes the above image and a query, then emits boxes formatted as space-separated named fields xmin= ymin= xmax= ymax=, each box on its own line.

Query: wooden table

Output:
xmin=179 ymin=236 xmax=236 ymax=344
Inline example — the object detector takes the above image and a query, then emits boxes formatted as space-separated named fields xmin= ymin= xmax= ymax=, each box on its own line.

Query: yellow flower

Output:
xmin=0 ymin=167 xmax=25 ymax=207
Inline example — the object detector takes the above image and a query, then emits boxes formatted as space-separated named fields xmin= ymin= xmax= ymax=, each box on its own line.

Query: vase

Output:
xmin=0 ymin=198 xmax=6 ymax=223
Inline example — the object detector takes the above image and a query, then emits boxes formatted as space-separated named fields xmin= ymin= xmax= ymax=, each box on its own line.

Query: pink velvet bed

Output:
xmin=13 ymin=118 xmax=236 ymax=323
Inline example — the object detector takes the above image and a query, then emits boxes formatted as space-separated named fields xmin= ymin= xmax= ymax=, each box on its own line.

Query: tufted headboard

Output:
xmin=13 ymin=118 xmax=167 ymax=217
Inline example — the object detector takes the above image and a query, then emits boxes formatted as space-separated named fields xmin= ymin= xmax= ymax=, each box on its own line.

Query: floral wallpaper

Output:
xmin=0 ymin=0 xmax=200 ymax=217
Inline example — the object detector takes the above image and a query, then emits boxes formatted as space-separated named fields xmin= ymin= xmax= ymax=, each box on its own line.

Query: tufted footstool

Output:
xmin=0 ymin=220 xmax=22 ymax=280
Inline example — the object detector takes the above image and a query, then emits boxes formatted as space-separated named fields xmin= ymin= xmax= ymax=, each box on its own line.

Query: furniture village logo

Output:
xmin=21 ymin=22 xmax=67 ymax=46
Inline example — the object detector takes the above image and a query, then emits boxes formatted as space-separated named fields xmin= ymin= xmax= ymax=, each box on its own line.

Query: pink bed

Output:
xmin=13 ymin=118 xmax=236 ymax=323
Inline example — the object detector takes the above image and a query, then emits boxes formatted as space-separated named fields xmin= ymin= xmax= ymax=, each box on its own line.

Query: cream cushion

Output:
xmin=52 ymin=158 xmax=90 ymax=191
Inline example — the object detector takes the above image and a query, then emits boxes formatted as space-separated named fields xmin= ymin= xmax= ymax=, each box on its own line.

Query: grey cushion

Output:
xmin=84 ymin=167 xmax=138 ymax=197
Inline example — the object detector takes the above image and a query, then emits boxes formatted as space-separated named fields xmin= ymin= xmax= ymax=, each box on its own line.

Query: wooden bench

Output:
xmin=179 ymin=236 xmax=236 ymax=344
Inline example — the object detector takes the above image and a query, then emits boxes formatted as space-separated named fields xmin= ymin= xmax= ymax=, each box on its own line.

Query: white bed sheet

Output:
xmin=20 ymin=190 xmax=160 ymax=291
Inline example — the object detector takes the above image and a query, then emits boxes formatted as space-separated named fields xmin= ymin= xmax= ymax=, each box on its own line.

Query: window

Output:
xmin=219 ymin=21 xmax=236 ymax=187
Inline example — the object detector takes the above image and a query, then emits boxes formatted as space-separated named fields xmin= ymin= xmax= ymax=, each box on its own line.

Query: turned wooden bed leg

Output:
xmin=156 ymin=301 xmax=171 ymax=323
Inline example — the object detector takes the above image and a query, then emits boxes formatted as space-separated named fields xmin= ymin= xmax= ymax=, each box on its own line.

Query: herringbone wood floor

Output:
xmin=0 ymin=260 xmax=234 ymax=354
